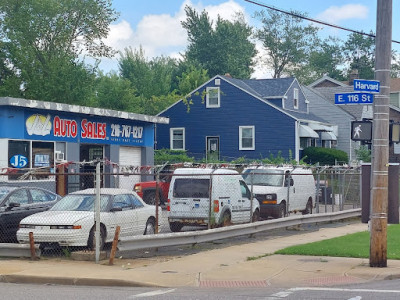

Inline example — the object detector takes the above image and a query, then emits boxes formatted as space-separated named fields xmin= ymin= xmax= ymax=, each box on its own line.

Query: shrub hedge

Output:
xmin=302 ymin=147 xmax=348 ymax=165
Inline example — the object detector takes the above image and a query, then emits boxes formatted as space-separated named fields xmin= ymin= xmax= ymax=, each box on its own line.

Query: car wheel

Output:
xmin=221 ymin=211 xmax=231 ymax=227
xmin=143 ymin=191 xmax=156 ymax=205
xmin=252 ymin=209 xmax=260 ymax=222
xmin=88 ymin=226 xmax=105 ymax=250
xmin=277 ymin=202 xmax=286 ymax=218
xmin=144 ymin=218 xmax=155 ymax=235
xmin=302 ymin=199 xmax=313 ymax=215
xmin=169 ymin=222 xmax=183 ymax=232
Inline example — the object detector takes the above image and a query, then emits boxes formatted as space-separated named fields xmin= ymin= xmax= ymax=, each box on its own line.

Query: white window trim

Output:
xmin=293 ymin=88 xmax=299 ymax=109
xmin=239 ymin=126 xmax=255 ymax=150
xmin=170 ymin=128 xmax=185 ymax=150
xmin=206 ymin=87 xmax=220 ymax=108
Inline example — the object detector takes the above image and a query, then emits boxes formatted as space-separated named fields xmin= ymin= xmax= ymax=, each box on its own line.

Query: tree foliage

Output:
xmin=119 ymin=47 xmax=177 ymax=98
xmin=254 ymin=9 xmax=320 ymax=79
xmin=0 ymin=0 xmax=118 ymax=103
xmin=343 ymin=32 xmax=375 ymax=80
xmin=182 ymin=6 xmax=256 ymax=78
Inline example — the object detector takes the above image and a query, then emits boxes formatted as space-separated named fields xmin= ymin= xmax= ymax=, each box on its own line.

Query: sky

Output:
xmin=98 ymin=0 xmax=400 ymax=78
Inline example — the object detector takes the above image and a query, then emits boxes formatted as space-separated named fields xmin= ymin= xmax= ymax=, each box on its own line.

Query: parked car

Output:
xmin=17 ymin=188 xmax=160 ymax=249
xmin=0 ymin=185 xmax=61 ymax=242
xmin=167 ymin=168 xmax=260 ymax=232
xmin=242 ymin=166 xmax=315 ymax=219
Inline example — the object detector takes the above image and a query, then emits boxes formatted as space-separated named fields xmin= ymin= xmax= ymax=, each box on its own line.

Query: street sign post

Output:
xmin=335 ymin=93 xmax=374 ymax=105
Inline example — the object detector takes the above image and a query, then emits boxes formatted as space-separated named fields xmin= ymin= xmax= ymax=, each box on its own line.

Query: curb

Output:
xmin=0 ymin=274 xmax=163 ymax=287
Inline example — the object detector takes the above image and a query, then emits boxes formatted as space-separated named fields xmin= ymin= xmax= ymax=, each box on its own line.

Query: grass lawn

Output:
xmin=274 ymin=224 xmax=400 ymax=259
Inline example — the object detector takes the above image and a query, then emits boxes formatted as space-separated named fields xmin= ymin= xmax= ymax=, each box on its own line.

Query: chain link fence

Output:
xmin=0 ymin=161 xmax=363 ymax=258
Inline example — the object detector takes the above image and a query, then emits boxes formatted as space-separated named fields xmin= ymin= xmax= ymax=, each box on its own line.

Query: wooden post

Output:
xmin=108 ymin=226 xmax=120 ymax=265
xmin=370 ymin=0 xmax=392 ymax=267
xmin=29 ymin=232 xmax=37 ymax=260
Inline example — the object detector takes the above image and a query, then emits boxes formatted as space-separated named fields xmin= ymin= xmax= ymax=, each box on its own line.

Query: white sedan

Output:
xmin=17 ymin=188 xmax=161 ymax=249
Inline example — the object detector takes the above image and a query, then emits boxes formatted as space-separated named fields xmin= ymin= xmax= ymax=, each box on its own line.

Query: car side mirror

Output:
xmin=284 ymin=178 xmax=294 ymax=187
xmin=6 ymin=202 xmax=20 ymax=211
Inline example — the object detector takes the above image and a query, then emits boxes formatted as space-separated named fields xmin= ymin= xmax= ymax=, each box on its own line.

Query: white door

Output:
xmin=109 ymin=194 xmax=138 ymax=238
xmin=239 ymin=180 xmax=252 ymax=223
xmin=119 ymin=146 xmax=141 ymax=190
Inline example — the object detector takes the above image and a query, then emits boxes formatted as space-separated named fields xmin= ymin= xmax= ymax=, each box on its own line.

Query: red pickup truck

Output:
xmin=134 ymin=179 xmax=170 ymax=206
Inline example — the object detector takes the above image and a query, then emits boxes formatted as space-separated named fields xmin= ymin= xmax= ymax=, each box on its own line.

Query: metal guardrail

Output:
xmin=0 ymin=243 xmax=41 ymax=258
xmin=118 ymin=209 xmax=362 ymax=252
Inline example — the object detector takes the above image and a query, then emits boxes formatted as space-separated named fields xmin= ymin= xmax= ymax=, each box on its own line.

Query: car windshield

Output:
xmin=242 ymin=169 xmax=284 ymax=186
xmin=0 ymin=186 xmax=16 ymax=202
xmin=50 ymin=194 xmax=111 ymax=212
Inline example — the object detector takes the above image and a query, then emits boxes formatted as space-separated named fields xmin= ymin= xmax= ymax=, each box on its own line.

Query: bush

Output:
xmin=302 ymin=147 xmax=348 ymax=165
xmin=154 ymin=149 xmax=195 ymax=165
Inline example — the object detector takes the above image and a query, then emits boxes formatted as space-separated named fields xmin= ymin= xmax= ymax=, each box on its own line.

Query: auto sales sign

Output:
xmin=25 ymin=113 xmax=146 ymax=146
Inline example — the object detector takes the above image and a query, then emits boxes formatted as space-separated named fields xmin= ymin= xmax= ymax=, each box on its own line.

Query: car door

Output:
xmin=28 ymin=188 xmax=57 ymax=214
xmin=1 ymin=189 xmax=31 ymax=238
xmin=130 ymin=194 xmax=145 ymax=235
xmin=110 ymin=194 xmax=136 ymax=238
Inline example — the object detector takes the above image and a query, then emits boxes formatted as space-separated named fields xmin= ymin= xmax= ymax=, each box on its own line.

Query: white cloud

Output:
xmin=100 ymin=0 xmax=248 ymax=71
xmin=317 ymin=4 xmax=369 ymax=24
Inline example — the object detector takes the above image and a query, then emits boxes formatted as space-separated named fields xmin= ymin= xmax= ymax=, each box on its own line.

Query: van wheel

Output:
xmin=143 ymin=191 xmax=156 ymax=205
xmin=221 ymin=211 xmax=231 ymax=227
xmin=277 ymin=203 xmax=286 ymax=218
xmin=252 ymin=209 xmax=260 ymax=222
xmin=302 ymin=199 xmax=313 ymax=215
xmin=169 ymin=222 xmax=183 ymax=232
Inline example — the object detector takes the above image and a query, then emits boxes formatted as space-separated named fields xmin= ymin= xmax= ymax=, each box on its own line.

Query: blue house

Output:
xmin=156 ymin=75 xmax=336 ymax=162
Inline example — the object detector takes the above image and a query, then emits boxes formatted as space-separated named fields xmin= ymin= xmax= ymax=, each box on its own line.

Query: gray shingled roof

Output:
xmin=221 ymin=75 xmax=295 ymax=98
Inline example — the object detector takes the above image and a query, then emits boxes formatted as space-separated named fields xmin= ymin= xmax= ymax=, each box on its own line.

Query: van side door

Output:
xmin=239 ymin=180 xmax=252 ymax=223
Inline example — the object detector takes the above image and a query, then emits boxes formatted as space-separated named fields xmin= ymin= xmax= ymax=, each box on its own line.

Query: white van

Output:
xmin=242 ymin=166 xmax=315 ymax=219
xmin=167 ymin=168 xmax=260 ymax=232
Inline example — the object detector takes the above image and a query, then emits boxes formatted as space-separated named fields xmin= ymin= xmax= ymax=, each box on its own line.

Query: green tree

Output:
xmin=92 ymin=72 xmax=138 ymax=111
xmin=182 ymin=6 xmax=256 ymax=78
xmin=306 ymin=37 xmax=346 ymax=84
xmin=254 ymin=9 xmax=320 ymax=79
xmin=342 ymin=32 xmax=375 ymax=80
xmin=175 ymin=62 xmax=209 ymax=96
xmin=119 ymin=47 xmax=177 ymax=98
xmin=0 ymin=0 xmax=118 ymax=103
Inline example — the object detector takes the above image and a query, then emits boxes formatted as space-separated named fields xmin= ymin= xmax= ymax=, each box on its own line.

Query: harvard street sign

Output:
xmin=353 ymin=79 xmax=380 ymax=93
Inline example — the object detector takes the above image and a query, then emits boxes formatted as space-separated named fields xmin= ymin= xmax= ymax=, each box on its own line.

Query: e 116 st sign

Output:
xmin=335 ymin=92 xmax=374 ymax=105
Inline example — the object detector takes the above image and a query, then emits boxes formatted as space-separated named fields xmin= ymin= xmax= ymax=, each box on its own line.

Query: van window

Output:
xmin=173 ymin=178 xmax=210 ymax=198
xmin=240 ymin=180 xmax=251 ymax=198
xmin=242 ymin=169 xmax=284 ymax=186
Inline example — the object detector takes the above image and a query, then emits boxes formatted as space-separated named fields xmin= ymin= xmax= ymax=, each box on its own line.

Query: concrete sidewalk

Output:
xmin=1 ymin=221 xmax=400 ymax=288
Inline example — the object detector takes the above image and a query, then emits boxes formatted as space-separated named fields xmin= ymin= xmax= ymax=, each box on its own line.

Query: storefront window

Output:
xmin=8 ymin=140 xmax=54 ymax=180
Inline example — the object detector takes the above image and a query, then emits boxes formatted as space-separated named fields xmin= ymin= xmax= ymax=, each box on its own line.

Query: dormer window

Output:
xmin=294 ymin=88 xmax=299 ymax=109
xmin=206 ymin=87 xmax=220 ymax=108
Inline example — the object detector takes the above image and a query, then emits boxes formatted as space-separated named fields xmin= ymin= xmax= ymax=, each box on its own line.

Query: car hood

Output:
xmin=251 ymin=185 xmax=282 ymax=194
xmin=20 ymin=211 xmax=93 ymax=225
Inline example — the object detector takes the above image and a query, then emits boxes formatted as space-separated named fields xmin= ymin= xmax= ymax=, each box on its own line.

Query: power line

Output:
xmin=244 ymin=0 xmax=400 ymax=45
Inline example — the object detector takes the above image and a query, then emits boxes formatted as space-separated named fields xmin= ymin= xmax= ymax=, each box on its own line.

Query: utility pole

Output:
xmin=370 ymin=0 xmax=392 ymax=267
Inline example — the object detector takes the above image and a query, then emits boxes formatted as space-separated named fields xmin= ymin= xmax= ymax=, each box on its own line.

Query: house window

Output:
xmin=294 ymin=88 xmax=299 ymax=109
xmin=206 ymin=87 xmax=220 ymax=108
xmin=239 ymin=126 xmax=255 ymax=150
xmin=170 ymin=128 xmax=185 ymax=150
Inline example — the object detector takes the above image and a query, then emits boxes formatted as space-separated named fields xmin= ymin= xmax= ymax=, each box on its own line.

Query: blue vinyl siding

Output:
xmin=157 ymin=78 xmax=297 ymax=161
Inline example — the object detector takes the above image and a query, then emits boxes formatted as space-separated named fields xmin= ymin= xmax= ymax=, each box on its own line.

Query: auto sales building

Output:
xmin=0 ymin=97 xmax=169 ymax=194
